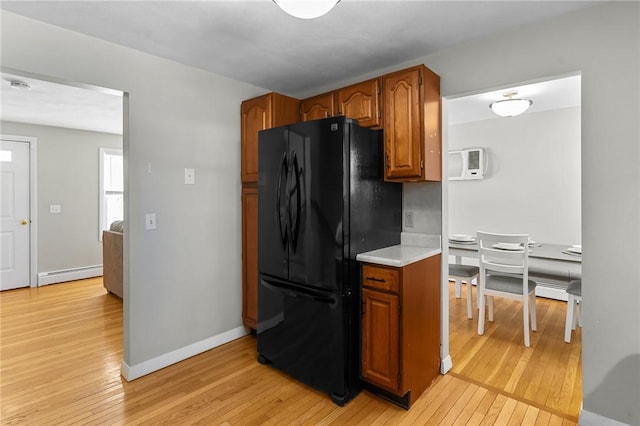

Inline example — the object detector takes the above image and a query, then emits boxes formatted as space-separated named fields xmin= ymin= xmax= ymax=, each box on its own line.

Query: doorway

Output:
xmin=1 ymin=69 xmax=124 ymax=288
xmin=442 ymin=73 xmax=583 ymax=418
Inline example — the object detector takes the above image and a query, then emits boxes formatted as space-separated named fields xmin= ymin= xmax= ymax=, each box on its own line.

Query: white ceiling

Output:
xmin=448 ymin=74 xmax=581 ymax=125
xmin=1 ymin=73 xmax=124 ymax=135
xmin=0 ymin=1 xmax=593 ymax=134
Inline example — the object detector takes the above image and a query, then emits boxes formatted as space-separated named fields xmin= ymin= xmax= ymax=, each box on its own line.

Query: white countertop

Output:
xmin=356 ymin=244 xmax=442 ymax=267
xmin=356 ymin=233 xmax=442 ymax=268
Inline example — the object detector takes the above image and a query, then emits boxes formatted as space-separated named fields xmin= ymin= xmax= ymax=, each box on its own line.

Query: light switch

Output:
xmin=184 ymin=168 xmax=195 ymax=185
xmin=50 ymin=204 xmax=61 ymax=214
xmin=145 ymin=213 xmax=157 ymax=230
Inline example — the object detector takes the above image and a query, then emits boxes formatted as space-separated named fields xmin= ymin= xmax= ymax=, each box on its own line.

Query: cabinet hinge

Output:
xmin=378 ymin=110 xmax=381 ymax=119
xmin=419 ymin=75 xmax=423 ymax=85
xmin=377 ymin=84 xmax=381 ymax=95
xmin=420 ymin=160 xmax=424 ymax=169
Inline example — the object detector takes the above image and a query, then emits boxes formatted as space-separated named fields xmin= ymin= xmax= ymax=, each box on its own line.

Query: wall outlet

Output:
xmin=405 ymin=211 xmax=414 ymax=228
xmin=50 ymin=204 xmax=61 ymax=214
xmin=184 ymin=168 xmax=195 ymax=185
xmin=145 ymin=213 xmax=157 ymax=230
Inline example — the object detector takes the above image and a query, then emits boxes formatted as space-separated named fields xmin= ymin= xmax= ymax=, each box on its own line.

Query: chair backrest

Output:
xmin=476 ymin=231 xmax=530 ymax=278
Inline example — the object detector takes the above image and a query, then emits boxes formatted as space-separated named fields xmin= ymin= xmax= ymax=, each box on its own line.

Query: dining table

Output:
xmin=448 ymin=240 xmax=582 ymax=300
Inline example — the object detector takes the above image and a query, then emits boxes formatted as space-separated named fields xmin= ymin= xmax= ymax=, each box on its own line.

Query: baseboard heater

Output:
xmin=38 ymin=265 xmax=103 ymax=286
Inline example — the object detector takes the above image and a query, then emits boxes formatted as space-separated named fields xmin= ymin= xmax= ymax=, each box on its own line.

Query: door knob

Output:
xmin=21 ymin=219 xmax=28 ymax=225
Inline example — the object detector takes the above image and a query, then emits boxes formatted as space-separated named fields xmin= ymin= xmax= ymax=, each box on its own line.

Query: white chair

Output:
xmin=477 ymin=231 xmax=537 ymax=347
xmin=449 ymin=264 xmax=479 ymax=319
xmin=564 ymin=279 xmax=582 ymax=343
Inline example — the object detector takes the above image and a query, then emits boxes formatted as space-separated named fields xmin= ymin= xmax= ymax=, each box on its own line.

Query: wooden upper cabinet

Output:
xmin=336 ymin=78 xmax=382 ymax=128
xmin=300 ymin=92 xmax=336 ymax=122
xmin=241 ymin=92 xmax=299 ymax=183
xmin=382 ymin=65 xmax=441 ymax=182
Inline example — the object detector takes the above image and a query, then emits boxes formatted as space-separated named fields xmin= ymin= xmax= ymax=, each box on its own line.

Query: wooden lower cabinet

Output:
xmin=362 ymin=287 xmax=400 ymax=392
xmin=361 ymin=254 xmax=442 ymax=408
xmin=241 ymin=185 xmax=258 ymax=330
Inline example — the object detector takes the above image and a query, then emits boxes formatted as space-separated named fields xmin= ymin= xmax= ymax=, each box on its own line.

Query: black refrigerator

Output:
xmin=256 ymin=116 xmax=402 ymax=405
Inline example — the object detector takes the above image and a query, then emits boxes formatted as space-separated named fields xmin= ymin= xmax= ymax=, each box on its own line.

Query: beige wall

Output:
xmin=1 ymin=121 xmax=122 ymax=273
xmin=448 ymin=107 xmax=581 ymax=245
xmin=1 ymin=10 xmax=265 ymax=371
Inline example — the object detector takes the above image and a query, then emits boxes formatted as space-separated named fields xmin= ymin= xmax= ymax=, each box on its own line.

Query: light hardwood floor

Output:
xmin=1 ymin=277 xmax=580 ymax=425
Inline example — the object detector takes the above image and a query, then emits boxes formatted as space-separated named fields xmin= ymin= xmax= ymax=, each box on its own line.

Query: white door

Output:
xmin=0 ymin=140 xmax=31 ymax=290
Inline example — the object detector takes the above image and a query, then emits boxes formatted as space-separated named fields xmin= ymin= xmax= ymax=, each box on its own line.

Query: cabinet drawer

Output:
xmin=362 ymin=265 xmax=400 ymax=293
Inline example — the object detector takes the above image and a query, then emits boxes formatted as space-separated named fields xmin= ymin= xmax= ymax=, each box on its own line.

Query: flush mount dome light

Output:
xmin=489 ymin=90 xmax=532 ymax=117
xmin=273 ymin=0 xmax=340 ymax=19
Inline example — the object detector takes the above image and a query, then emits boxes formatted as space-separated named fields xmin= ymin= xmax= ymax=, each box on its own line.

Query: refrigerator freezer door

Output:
xmin=257 ymin=275 xmax=357 ymax=404
xmin=287 ymin=119 xmax=347 ymax=293
xmin=258 ymin=126 xmax=289 ymax=280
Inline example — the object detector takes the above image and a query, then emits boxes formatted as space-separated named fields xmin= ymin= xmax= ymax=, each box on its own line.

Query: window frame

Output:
xmin=99 ymin=147 xmax=124 ymax=241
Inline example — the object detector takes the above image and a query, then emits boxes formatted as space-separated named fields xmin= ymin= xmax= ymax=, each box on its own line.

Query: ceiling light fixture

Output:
xmin=489 ymin=90 xmax=532 ymax=117
xmin=273 ymin=0 xmax=340 ymax=19
xmin=9 ymin=80 xmax=31 ymax=90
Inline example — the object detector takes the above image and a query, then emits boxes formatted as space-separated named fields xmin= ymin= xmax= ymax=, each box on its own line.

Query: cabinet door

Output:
xmin=383 ymin=67 xmax=423 ymax=180
xmin=242 ymin=186 xmax=258 ymax=330
xmin=362 ymin=288 xmax=400 ymax=393
xmin=241 ymin=93 xmax=299 ymax=184
xmin=300 ymin=92 xmax=336 ymax=122
xmin=241 ymin=96 xmax=271 ymax=183
xmin=336 ymin=78 xmax=381 ymax=128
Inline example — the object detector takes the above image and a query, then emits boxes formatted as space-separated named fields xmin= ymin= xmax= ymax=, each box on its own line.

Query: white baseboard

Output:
xmin=441 ymin=355 xmax=453 ymax=374
xmin=38 ymin=265 xmax=103 ymax=286
xmin=120 ymin=326 xmax=249 ymax=381
xmin=535 ymin=285 xmax=568 ymax=301
xmin=580 ymin=408 xmax=633 ymax=426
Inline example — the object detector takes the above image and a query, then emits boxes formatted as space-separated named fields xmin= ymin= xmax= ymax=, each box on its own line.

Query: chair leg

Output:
xmin=523 ymin=294 xmax=531 ymax=347
xmin=477 ymin=288 xmax=486 ymax=336
xmin=466 ymin=278 xmax=473 ymax=319
xmin=574 ymin=297 xmax=582 ymax=329
xmin=488 ymin=296 xmax=494 ymax=322
xmin=530 ymin=293 xmax=537 ymax=332
xmin=564 ymin=295 xmax=575 ymax=343
xmin=455 ymin=278 xmax=462 ymax=298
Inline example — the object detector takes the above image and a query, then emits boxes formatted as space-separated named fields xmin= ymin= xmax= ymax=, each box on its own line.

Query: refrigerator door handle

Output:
xmin=262 ymin=279 xmax=336 ymax=305
xmin=276 ymin=152 xmax=288 ymax=248
xmin=289 ymin=151 xmax=302 ymax=251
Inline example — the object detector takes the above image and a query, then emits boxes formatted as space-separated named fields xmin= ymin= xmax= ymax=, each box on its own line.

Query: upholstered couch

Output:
xmin=102 ymin=220 xmax=123 ymax=298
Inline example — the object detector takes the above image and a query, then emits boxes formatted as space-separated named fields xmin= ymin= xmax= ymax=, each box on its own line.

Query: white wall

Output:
xmin=448 ymin=107 xmax=581 ymax=245
xmin=1 ymin=121 xmax=122 ymax=273
xmin=0 ymin=11 xmax=265 ymax=372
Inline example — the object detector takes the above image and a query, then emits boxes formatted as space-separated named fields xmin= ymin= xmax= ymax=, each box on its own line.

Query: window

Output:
xmin=99 ymin=148 xmax=123 ymax=240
